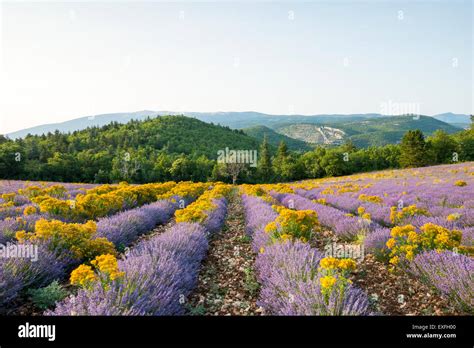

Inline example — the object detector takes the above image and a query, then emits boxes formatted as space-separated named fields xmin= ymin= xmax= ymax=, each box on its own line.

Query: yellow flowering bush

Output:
xmin=70 ymin=264 xmax=98 ymax=288
xmin=91 ymin=254 xmax=124 ymax=281
xmin=157 ymin=181 xmax=208 ymax=200
xmin=264 ymin=207 xmax=319 ymax=243
xmin=312 ymin=198 xmax=328 ymax=205
xmin=0 ymin=201 xmax=15 ymax=208
xmin=319 ymin=257 xmax=357 ymax=272
xmin=113 ymin=182 xmax=177 ymax=206
xmin=318 ymin=257 xmax=356 ymax=300
xmin=30 ymin=182 xmax=180 ymax=221
xmin=74 ymin=192 xmax=125 ymax=220
xmin=18 ymin=184 xmax=66 ymax=198
xmin=32 ymin=195 xmax=75 ymax=219
xmin=337 ymin=183 xmax=361 ymax=194
xmin=386 ymin=223 xmax=463 ymax=266
xmin=18 ymin=186 xmax=44 ymax=198
xmin=70 ymin=254 xmax=124 ymax=289
xmin=262 ymin=183 xmax=294 ymax=194
xmin=239 ymin=184 xmax=267 ymax=197
xmin=446 ymin=213 xmax=461 ymax=222
xmin=175 ymin=184 xmax=232 ymax=223
xmin=86 ymin=184 xmax=120 ymax=195
xmin=356 ymin=206 xmax=371 ymax=221
xmin=321 ymin=187 xmax=335 ymax=195
xmin=16 ymin=218 xmax=116 ymax=261
xmin=23 ymin=205 xmax=37 ymax=216
xmin=454 ymin=180 xmax=467 ymax=187
xmin=43 ymin=184 xmax=67 ymax=197
xmin=358 ymin=194 xmax=383 ymax=204
xmin=319 ymin=275 xmax=337 ymax=289
xmin=1 ymin=193 xmax=16 ymax=202
xmin=390 ymin=205 xmax=430 ymax=224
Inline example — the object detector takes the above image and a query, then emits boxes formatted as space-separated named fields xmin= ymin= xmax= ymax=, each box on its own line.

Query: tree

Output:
xmin=210 ymin=163 xmax=228 ymax=182
xmin=153 ymin=152 xmax=173 ymax=182
xmin=341 ymin=140 xmax=357 ymax=153
xmin=224 ymin=162 xmax=247 ymax=185
xmin=273 ymin=141 xmax=291 ymax=181
xmin=169 ymin=155 xmax=195 ymax=182
xmin=399 ymin=130 xmax=429 ymax=168
xmin=257 ymin=135 xmax=273 ymax=182
xmin=427 ymin=130 xmax=459 ymax=164
xmin=320 ymin=149 xmax=348 ymax=177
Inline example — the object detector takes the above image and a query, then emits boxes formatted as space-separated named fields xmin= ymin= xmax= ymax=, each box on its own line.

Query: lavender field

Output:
xmin=0 ymin=163 xmax=473 ymax=316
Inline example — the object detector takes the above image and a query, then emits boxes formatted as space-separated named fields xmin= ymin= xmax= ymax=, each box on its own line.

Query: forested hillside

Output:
xmin=0 ymin=115 xmax=473 ymax=184
xmin=0 ymin=116 xmax=261 ymax=183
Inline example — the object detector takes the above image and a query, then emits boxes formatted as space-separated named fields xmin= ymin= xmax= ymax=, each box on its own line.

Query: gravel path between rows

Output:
xmin=352 ymin=254 xmax=461 ymax=315
xmin=187 ymin=189 xmax=262 ymax=316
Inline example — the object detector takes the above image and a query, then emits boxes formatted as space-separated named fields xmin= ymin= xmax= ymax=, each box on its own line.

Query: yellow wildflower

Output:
xmin=320 ymin=275 xmax=337 ymax=289
xmin=70 ymin=264 xmax=98 ymax=287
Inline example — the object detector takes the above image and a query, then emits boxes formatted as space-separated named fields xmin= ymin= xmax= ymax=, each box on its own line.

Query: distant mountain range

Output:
xmin=5 ymin=110 xmax=470 ymax=149
xmin=431 ymin=112 xmax=471 ymax=128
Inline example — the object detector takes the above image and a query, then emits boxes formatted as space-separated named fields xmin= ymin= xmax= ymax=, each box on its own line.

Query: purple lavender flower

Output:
xmin=241 ymin=194 xmax=372 ymax=316
xmin=241 ymin=194 xmax=277 ymax=252
xmin=202 ymin=198 xmax=228 ymax=234
xmin=0 ymin=213 xmax=46 ymax=244
xmin=408 ymin=250 xmax=473 ymax=314
xmin=96 ymin=199 xmax=178 ymax=247
xmin=48 ymin=222 xmax=209 ymax=315
xmin=364 ymin=228 xmax=391 ymax=261
xmin=272 ymin=192 xmax=377 ymax=240
xmin=461 ymin=227 xmax=474 ymax=246
xmin=0 ymin=242 xmax=68 ymax=313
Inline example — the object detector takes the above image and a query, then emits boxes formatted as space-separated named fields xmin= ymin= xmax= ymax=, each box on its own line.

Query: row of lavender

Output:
xmin=0 ymin=199 xmax=179 ymax=313
xmin=272 ymin=191 xmax=381 ymax=241
xmin=295 ymin=164 xmax=474 ymax=230
xmin=297 ymin=187 xmax=474 ymax=230
xmin=0 ymin=181 xmax=100 ymax=244
xmin=49 ymin=196 xmax=229 ymax=315
xmin=273 ymin=192 xmax=474 ymax=314
xmin=242 ymin=194 xmax=371 ymax=315
xmin=0 ymin=181 xmax=95 ymax=220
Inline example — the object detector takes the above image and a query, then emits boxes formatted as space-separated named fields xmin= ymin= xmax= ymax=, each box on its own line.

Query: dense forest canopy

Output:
xmin=0 ymin=115 xmax=473 ymax=184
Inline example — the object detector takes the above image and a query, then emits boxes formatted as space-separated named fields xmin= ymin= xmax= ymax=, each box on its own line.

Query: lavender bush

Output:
xmin=242 ymin=194 xmax=372 ymax=315
xmin=0 ymin=213 xmax=46 ymax=244
xmin=0 ymin=242 xmax=68 ymax=313
xmin=49 ymin=195 xmax=229 ymax=315
xmin=96 ymin=199 xmax=178 ymax=247
xmin=408 ymin=250 xmax=473 ymax=314
xmin=364 ymin=227 xmax=391 ymax=262
xmin=241 ymin=194 xmax=277 ymax=252
xmin=461 ymin=227 xmax=474 ymax=246
xmin=272 ymin=192 xmax=378 ymax=240
xmin=49 ymin=223 xmax=209 ymax=315
xmin=202 ymin=198 xmax=228 ymax=235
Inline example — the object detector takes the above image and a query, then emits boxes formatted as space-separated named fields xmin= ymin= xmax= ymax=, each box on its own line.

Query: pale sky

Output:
xmin=0 ymin=0 xmax=472 ymax=134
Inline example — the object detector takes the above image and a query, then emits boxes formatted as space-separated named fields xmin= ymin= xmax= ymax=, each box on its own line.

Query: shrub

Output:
xmin=264 ymin=207 xmax=319 ymax=243
xmin=16 ymin=219 xmax=116 ymax=261
xmin=386 ymin=223 xmax=462 ymax=266
xmin=28 ymin=280 xmax=68 ymax=310
xmin=408 ymin=251 xmax=473 ymax=314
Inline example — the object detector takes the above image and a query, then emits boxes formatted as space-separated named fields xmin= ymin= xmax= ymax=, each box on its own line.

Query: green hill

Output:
xmin=342 ymin=116 xmax=460 ymax=147
xmin=271 ymin=115 xmax=460 ymax=148
xmin=243 ymin=125 xmax=312 ymax=152
xmin=111 ymin=115 xmax=262 ymax=158
xmin=0 ymin=116 xmax=264 ymax=183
